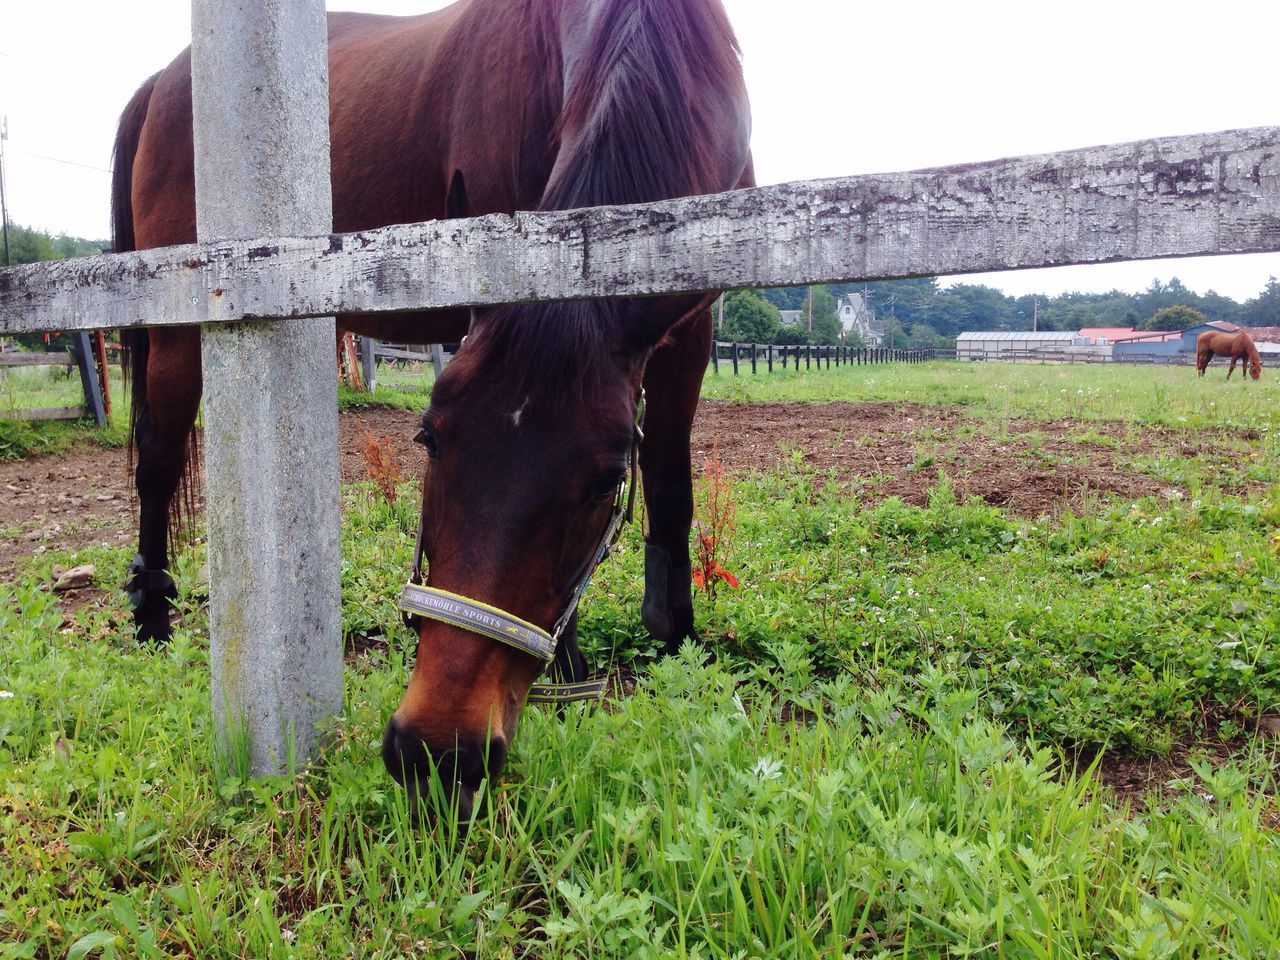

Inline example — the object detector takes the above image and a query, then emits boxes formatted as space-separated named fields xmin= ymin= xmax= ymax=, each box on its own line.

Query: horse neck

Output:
xmin=539 ymin=0 xmax=749 ymax=213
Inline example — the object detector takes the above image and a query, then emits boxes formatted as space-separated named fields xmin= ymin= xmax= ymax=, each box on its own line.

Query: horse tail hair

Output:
xmin=112 ymin=74 xmax=159 ymax=453
xmin=113 ymin=74 xmax=202 ymax=549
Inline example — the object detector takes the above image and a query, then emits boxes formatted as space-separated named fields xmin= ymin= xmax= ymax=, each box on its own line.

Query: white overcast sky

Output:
xmin=2 ymin=0 xmax=1277 ymax=302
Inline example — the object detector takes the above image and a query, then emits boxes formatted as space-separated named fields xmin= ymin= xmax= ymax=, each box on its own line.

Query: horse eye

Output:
xmin=414 ymin=425 xmax=440 ymax=459
xmin=591 ymin=469 xmax=626 ymax=501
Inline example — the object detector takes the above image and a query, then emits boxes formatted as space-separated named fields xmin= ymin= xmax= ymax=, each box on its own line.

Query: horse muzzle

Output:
xmin=381 ymin=714 xmax=508 ymax=820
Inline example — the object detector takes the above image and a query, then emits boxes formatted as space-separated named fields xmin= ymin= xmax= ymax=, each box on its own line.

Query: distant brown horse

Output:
xmin=1196 ymin=330 xmax=1262 ymax=380
xmin=113 ymin=0 xmax=752 ymax=811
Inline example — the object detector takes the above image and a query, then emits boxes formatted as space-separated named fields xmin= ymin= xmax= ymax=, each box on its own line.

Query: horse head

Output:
xmin=381 ymin=300 xmax=680 ymax=817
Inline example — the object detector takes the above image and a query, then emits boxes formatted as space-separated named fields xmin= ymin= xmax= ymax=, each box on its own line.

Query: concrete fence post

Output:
xmin=192 ymin=0 xmax=343 ymax=775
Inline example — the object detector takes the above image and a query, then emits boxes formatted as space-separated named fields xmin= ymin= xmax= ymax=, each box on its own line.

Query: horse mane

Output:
xmin=1240 ymin=331 xmax=1262 ymax=368
xmin=470 ymin=0 xmax=744 ymax=409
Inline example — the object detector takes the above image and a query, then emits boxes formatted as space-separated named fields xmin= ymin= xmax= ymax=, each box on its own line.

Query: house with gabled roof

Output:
xmin=836 ymin=292 xmax=883 ymax=345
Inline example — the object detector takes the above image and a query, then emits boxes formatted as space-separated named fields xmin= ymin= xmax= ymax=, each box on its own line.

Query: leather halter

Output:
xmin=399 ymin=392 xmax=645 ymax=703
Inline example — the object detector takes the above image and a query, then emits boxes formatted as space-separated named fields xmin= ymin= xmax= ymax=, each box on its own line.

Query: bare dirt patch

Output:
xmin=694 ymin=400 xmax=1184 ymax=516
xmin=0 ymin=400 xmax=1231 ymax=579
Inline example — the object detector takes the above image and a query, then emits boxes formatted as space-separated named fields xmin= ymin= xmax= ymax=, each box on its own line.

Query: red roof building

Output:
xmin=1077 ymin=327 xmax=1179 ymax=344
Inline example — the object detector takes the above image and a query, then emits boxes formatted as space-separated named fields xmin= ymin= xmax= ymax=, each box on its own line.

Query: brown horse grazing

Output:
xmin=1196 ymin=329 xmax=1262 ymax=380
xmin=112 ymin=0 xmax=752 ymax=812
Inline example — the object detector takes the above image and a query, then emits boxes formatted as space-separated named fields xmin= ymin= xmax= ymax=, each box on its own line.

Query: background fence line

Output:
xmin=703 ymin=343 xmax=1270 ymax=371
xmin=710 ymin=342 xmax=935 ymax=374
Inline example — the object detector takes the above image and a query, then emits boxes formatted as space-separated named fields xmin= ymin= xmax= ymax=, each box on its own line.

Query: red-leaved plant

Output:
xmin=358 ymin=424 xmax=402 ymax=504
xmin=692 ymin=441 xmax=738 ymax=600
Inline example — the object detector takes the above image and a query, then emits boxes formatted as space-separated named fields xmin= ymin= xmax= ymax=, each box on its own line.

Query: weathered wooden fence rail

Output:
xmin=1 ymin=0 xmax=1277 ymax=776
xmin=3 ymin=125 xmax=1279 ymax=336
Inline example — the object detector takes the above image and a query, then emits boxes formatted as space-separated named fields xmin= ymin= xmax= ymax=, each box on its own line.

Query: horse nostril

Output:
xmin=381 ymin=717 xmax=509 ymax=806
xmin=382 ymin=714 xmax=429 ymax=787
xmin=439 ymin=735 xmax=509 ymax=794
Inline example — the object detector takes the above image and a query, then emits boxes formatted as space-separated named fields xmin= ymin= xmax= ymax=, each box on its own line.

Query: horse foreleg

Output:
xmin=128 ymin=328 xmax=203 ymax=644
xmin=638 ymin=308 xmax=712 ymax=656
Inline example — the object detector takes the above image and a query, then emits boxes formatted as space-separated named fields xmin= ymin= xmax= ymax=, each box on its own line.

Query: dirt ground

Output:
xmin=693 ymin=400 xmax=1187 ymax=514
xmin=0 ymin=399 xmax=1218 ymax=580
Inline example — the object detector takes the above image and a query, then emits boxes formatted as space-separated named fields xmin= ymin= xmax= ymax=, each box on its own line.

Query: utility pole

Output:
xmin=1 ymin=116 xmax=10 ymax=267
xmin=806 ymin=285 xmax=813 ymax=333
xmin=1033 ymin=299 xmax=1039 ymax=331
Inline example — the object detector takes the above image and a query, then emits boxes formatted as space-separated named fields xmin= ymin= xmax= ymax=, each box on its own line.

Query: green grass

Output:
xmin=3 ymin=578 xmax=1279 ymax=958
xmin=703 ymin=360 xmax=1280 ymax=431
xmin=0 ymin=364 xmax=86 ymax=411
xmin=338 ymin=362 xmax=439 ymax=412
xmin=0 ymin=367 xmax=128 ymax=460
xmin=3 ymin=361 xmax=1280 ymax=957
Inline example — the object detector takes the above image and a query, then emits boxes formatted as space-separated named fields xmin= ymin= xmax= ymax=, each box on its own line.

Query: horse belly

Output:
xmin=339 ymin=310 xmax=472 ymax=345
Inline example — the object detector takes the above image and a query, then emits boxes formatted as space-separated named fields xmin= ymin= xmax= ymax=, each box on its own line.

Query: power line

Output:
xmin=16 ymin=149 xmax=110 ymax=174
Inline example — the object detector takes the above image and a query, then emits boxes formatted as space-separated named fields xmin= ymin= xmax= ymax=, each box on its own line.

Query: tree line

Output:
xmin=720 ymin=276 xmax=1280 ymax=349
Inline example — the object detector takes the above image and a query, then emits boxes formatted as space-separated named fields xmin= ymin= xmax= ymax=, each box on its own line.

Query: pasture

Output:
xmin=2 ymin=360 xmax=1279 ymax=958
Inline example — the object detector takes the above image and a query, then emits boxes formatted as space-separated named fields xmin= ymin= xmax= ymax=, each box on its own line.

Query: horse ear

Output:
xmin=446 ymin=169 xmax=471 ymax=219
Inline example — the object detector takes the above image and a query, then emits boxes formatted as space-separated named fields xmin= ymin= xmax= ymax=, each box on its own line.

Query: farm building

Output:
xmin=955 ymin=330 xmax=1078 ymax=359
xmin=778 ymin=309 xmax=804 ymax=328
xmin=1108 ymin=331 xmax=1183 ymax=359
xmin=1077 ymin=327 xmax=1175 ymax=346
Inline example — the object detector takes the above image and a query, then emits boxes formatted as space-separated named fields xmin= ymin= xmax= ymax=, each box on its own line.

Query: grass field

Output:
xmin=3 ymin=361 xmax=1279 ymax=958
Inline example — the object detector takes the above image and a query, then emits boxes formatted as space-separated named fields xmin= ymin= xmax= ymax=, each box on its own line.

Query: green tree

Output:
xmin=8 ymin=224 xmax=60 ymax=265
xmin=1143 ymin=304 xmax=1206 ymax=331
xmin=905 ymin=322 xmax=948 ymax=349
xmin=720 ymin=290 xmax=781 ymax=343
xmin=1240 ymin=277 xmax=1280 ymax=327
xmin=804 ymin=287 xmax=841 ymax=345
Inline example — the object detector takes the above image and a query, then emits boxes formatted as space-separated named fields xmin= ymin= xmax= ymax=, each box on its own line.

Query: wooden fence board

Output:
xmin=0 ymin=352 xmax=73 ymax=366
xmin=2 ymin=404 xmax=85 ymax=421
xmin=2 ymin=126 xmax=1278 ymax=336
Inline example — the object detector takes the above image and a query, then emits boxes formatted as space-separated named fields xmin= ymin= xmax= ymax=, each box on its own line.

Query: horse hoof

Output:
xmin=135 ymin=617 xmax=173 ymax=646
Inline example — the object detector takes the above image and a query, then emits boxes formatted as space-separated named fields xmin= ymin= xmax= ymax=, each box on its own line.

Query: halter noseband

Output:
xmin=399 ymin=391 xmax=645 ymax=703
